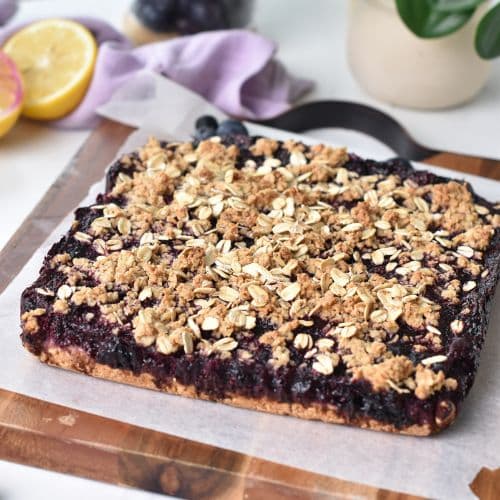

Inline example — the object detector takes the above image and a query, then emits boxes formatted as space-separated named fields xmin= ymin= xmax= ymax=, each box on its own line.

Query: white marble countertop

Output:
xmin=0 ymin=0 xmax=499 ymax=497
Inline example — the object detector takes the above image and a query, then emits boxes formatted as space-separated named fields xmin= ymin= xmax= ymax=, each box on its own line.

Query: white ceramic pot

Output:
xmin=347 ymin=0 xmax=491 ymax=109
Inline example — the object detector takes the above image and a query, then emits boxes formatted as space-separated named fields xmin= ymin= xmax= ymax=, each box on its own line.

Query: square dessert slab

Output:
xmin=19 ymin=130 xmax=500 ymax=437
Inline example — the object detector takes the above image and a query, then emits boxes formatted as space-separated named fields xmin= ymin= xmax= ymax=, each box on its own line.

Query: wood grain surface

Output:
xmin=1 ymin=118 xmax=499 ymax=499
xmin=0 ymin=388 xmax=421 ymax=499
xmin=422 ymin=152 xmax=500 ymax=180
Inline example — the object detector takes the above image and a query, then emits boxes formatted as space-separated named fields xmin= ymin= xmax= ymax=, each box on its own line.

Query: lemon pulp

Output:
xmin=3 ymin=19 xmax=97 ymax=120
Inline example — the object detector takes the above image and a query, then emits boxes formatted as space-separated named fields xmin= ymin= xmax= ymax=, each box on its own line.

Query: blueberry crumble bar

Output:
xmin=21 ymin=134 xmax=500 ymax=435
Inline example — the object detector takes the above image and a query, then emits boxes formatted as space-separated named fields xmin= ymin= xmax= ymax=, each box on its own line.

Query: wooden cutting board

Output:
xmin=0 ymin=119 xmax=499 ymax=499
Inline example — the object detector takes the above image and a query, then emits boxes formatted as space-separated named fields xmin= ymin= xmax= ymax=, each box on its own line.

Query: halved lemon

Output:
xmin=3 ymin=19 xmax=97 ymax=120
xmin=0 ymin=50 xmax=24 ymax=138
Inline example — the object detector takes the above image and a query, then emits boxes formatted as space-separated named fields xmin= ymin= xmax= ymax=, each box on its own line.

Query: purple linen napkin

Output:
xmin=0 ymin=12 xmax=313 ymax=128
xmin=0 ymin=0 xmax=16 ymax=26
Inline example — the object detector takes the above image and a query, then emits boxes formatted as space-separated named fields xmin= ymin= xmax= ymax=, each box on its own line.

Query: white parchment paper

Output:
xmin=1 ymin=76 xmax=499 ymax=499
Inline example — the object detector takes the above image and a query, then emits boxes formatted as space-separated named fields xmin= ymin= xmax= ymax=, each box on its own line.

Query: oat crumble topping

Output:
xmin=22 ymin=136 xmax=499 ymax=402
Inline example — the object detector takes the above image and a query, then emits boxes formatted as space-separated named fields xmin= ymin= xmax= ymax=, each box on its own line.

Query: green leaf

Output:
xmin=475 ymin=3 xmax=500 ymax=59
xmin=433 ymin=0 xmax=485 ymax=13
xmin=396 ymin=0 xmax=476 ymax=38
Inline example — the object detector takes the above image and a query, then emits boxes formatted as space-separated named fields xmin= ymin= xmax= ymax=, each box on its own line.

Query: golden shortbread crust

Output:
xmin=38 ymin=345 xmax=432 ymax=436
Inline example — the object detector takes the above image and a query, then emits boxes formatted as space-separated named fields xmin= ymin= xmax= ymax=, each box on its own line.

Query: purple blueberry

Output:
xmin=178 ymin=0 xmax=228 ymax=32
xmin=195 ymin=127 xmax=216 ymax=141
xmin=216 ymin=119 xmax=248 ymax=137
xmin=195 ymin=115 xmax=218 ymax=131
xmin=132 ymin=0 xmax=179 ymax=31
xmin=220 ymin=0 xmax=254 ymax=27
xmin=192 ymin=0 xmax=227 ymax=31
xmin=194 ymin=115 xmax=218 ymax=140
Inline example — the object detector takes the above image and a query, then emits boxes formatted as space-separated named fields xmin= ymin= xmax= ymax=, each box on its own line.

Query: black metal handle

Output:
xmin=255 ymin=100 xmax=437 ymax=161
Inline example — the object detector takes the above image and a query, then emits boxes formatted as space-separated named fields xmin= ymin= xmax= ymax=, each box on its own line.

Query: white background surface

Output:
xmin=0 ymin=0 xmax=499 ymax=498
